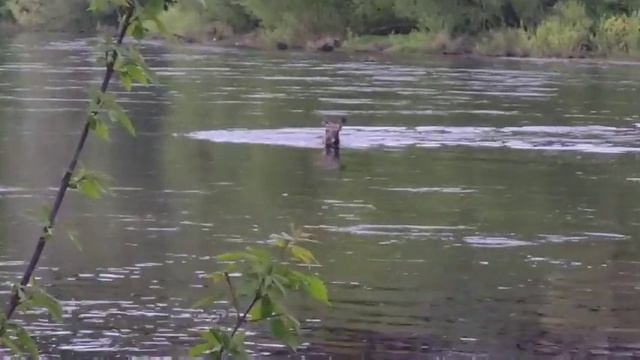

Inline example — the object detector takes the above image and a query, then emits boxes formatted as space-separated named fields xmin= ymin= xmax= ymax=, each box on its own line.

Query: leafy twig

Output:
xmin=1 ymin=4 xmax=135 ymax=334
xmin=193 ymin=227 xmax=329 ymax=358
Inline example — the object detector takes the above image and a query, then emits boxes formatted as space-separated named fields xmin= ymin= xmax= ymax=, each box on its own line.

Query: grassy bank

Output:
xmin=344 ymin=2 xmax=640 ymax=60
xmin=155 ymin=0 xmax=640 ymax=60
xmin=2 ymin=0 xmax=640 ymax=60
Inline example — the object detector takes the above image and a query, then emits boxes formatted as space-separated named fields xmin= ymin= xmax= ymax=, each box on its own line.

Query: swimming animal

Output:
xmin=320 ymin=116 xmax=347 ymax=170
xmin=322 ymin=115 xmax=347 ymax=149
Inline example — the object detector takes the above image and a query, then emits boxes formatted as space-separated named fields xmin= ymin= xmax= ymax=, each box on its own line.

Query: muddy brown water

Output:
xmin=1 ymin=34 xmax=640 ymax=358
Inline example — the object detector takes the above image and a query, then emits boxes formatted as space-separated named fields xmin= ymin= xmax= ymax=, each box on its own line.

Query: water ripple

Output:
xmin=185 ymin=125 xmax=640 ymax=154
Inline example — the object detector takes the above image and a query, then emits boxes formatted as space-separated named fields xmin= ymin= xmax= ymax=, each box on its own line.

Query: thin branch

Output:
xmin=231 ymin=293 xmax=260 ymax=338
xmin=218 ymin=278 xmax=263 ymax=359
xmin=224 ymin=272 xmax=240 ymax=315
xmin=1 ymin=5 xmax=136 ymax=331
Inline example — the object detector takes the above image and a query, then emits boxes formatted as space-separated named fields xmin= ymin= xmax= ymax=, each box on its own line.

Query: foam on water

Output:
xmin=184 ymin=125 xmax=640 ymax=154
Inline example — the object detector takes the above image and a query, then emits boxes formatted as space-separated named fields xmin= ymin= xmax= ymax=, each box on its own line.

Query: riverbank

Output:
xmin=4 ymin=25 xmax=640 ymax=66
xmin=165 ymin=29 xmax=640 ymax=65
xmin=3 ymin=0 xmax=640 ymax=61
xmin=154 ymin=0 xmax=640 ymax=61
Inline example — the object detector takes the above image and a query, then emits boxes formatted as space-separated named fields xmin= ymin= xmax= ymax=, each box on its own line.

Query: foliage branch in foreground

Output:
xmin=1 ymin=0 xmax=328 ymax=357
xmin=191 ymin=226 xmax=330 ymax=359
xmin=0 ymin=0 xmax=172 ymax=356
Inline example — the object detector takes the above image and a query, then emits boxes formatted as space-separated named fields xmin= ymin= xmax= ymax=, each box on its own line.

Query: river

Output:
xmin=1 ymin=34 xmax=640 ymax=358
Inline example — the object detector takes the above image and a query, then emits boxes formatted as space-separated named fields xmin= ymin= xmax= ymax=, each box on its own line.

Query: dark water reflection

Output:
xmin=1 ymin=34 xmax=640 ymax=358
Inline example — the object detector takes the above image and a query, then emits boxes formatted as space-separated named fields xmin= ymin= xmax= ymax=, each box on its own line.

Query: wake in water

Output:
xmin=184 ymin=125 xmax=640 ymax=154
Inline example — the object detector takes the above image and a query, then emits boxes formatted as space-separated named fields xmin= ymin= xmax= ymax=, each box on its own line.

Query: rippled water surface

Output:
xmin=2 ymin=34 xmax=640 ymax=358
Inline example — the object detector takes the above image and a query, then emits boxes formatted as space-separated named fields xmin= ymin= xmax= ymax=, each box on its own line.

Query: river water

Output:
xmin=1 ymin=34 xmax=640 ymax=358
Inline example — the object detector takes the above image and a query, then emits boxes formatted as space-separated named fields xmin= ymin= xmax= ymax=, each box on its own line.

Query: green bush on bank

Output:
xmin=151 ymin=3 xmax=208 ymax=40
xmin=204 ymin=0 xmax=257 ymax=33
xmin=142 ymin=0 xmax=253 ymax=42
xmin=202 ymin=0 xmax=640 ymax=59
xmin=531 ymin=0 xmax=593 ymax=57
xmin=3 ymin=0 xmax=640 ymax=59
xmin=344 ymin=31 xmax=471 ymax=54
xmin=476 ymin=28 xmax=531 ymax=57
xmin=238 ymin=0 xmax=350 ymax=45
xmin=594 ymin=14 xmax=640 ymax=55
xmin=349 ymin=0 xmax=406 ymax=34
xmin=5 ymin=0 xmax=95 ymax=30
xmin=0 ymin=0 xmax=12 ymax=21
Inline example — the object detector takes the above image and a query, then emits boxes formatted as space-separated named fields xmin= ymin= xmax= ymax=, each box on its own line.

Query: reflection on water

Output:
xmin=187 ymin=124 xmax=640 ymax=153
xmin=1 ymin=35 xmax=640 ymax=358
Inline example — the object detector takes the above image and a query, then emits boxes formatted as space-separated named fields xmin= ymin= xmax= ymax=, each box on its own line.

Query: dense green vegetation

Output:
xmin=1 ymin=0 xmax=640 ymax=57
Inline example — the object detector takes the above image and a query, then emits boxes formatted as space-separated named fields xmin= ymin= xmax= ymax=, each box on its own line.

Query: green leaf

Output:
xmin=188 ymin=342 xmax=210 ymax=357
xmin=15 ymin=326 xmax=38 ymax=359
xmin=270 ymin=317 xmax=287 ymax=340
xmin=270 ymin=317 xmax=299 ymax=349
xmin=98 ymin=92 xmax=122 ymax=110
xmin=129 ymin=20 xmax=146 ymax=40
xmin=249 ymin=295 xmax=275 ymax=321
xmin=210 ymin=329 xmax=231 ymax=349
xmin=270 ymin=275 xmax=288 ymax=296
xmin=283 ymin=312 xmax=301 ymax=329
xmin=127 ymin=64 xmax=149 ymax=85
xmin=208 ymin=271 xmax=225 ymax=283
xmin=116 ymin=62 xmax=151 ymax=91
xmin=304 ymin=276 xmax=330 ymax=305
xmin=109 ymin=109 xmax=136 ymax=136
xmin=190 ymin=329 xmax=225 ymax=357
xmin=246 ymin=247 xmax=271 ymax=262
xmin=248 ymin=299 xmax=262 ymax=320
xmin=89 ymin=90 xmax=117 ymax=111
xmin=273 ymin=238 xmax=289 ymax=249
xmin=126 ymin=46 xmax=145 ymax=65
xmin=217 ymin=251 xmax=257 ymax=263
xmin=120 ymin=72 xmax=133 ymax=91
xmin=89 ymin=116 xmax=111 ymax=141
xmin=88 ymin=92 xmax=102 ymax=113
xmin=67 ymin=231 xmax=83 ymax=252
xmin=24 ymin=286 xmax=63 ymax=322
xmin=227 ymin=332 xmax=248 ymax=359
xmin=1 ymin=335 xmax=21 ymax=355
xmin=289 ymin=245 xmax=318 ymax=264
xmin=78 ymin=176 xmax=106 ymax=199
xmin=189 ymin=342 xmax=219 ymax=357
xmin=72 ymin=169 xmax=111 ymax=200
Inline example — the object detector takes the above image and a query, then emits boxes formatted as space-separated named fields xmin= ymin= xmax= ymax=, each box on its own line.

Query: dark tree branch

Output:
xmin=224 ymin=272 xmax=240 ymax=315
xmin=230 ymin=293 xmax=260 ymax=339
xmin=217 ymin=278 xmax=264 ymax=359
xmin=1 ymin=4 xmax=136 ymax=331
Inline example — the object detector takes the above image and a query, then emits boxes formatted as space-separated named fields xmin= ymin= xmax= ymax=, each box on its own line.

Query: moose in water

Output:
xmin=320 ymin=115 xmax=347 ymax=170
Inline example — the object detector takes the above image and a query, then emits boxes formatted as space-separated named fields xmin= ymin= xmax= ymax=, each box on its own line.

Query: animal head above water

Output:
xmin=322 ymin=116 xmax=347 ymax=148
